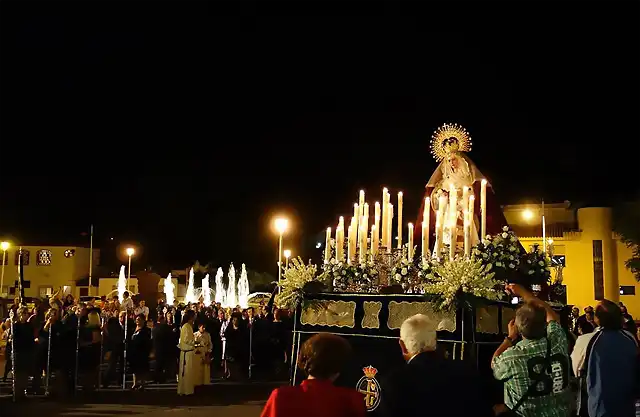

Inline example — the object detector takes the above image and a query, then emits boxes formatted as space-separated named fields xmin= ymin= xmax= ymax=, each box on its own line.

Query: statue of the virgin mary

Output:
xmin=416 ymin=123 xmax=510 ymax=257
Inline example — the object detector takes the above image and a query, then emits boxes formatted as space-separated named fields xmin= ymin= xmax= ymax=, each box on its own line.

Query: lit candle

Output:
xmin=407 ymin=223 xmax=414 ymax=261
xmin=348 ymin=218 xmax=356 ymax=264
xmin=363 ymin=202 xmax=370 ymax=244
xmin=464 ymin=212 xmax=470 ymax=258
xmin=462 ymin=186 xmax=469 ymax=217
xmin=449 ymin=186 xmax=457 ymax=261
xmin=374 ymin=201 xmax=380 ymax=249
xmin=481 ymin=179 xmax=487 ymax=239
xmin=359 ymin=190 xmax=365 ymax=211
xmin=468 ymin=195 xmax=475 ymax=246
xmin=371 ymin=225 xmax=378 ymax=256
xmin=387 ymin=203 xmax=394 ymax=252
xmin=436 ymin=194 xmax=447 ymax=259
xmin=397 ymin=192 xmax=403 ymax=249
xmin=337 ymin=216 xmax=345 ymax=261
xmin=359 ymin=223 xmax=367 ymax=263
xmin=325 ymin=227 xmax=332 ymax=263
xmin=381 ymin=189 xmax=389 ymax=248
xmin=422 ymin=197 xmax=430 ymax=261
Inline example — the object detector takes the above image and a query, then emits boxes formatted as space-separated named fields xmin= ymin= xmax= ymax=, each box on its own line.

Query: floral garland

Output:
xmin=472 ymin=226 xmax=521 ymax=280
xmin=422 ymin=257 xmax=501 ymax=311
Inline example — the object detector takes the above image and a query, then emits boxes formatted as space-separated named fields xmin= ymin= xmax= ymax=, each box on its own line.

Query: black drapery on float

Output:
xmin=290 ymin=293 xmax=569 ymax=415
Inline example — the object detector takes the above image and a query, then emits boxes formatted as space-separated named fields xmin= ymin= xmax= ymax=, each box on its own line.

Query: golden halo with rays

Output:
xmin=430 ymin=123 xmax=472 ymax=162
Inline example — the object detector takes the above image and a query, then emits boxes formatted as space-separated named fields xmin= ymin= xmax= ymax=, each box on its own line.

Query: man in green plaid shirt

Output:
xmin=492 ymin=284 xmax=571 ymax=417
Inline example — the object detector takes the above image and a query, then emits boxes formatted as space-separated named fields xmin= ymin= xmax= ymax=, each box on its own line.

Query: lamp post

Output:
xmin=274 ymin=218 xmax=289 ymax=287
xmin=0 ymin=241 xmax=9 ymax=297
xmin=126 ymin=247 xmax=135 ymax=292
xmin=284 ymin=249 xmax=291 ymax=270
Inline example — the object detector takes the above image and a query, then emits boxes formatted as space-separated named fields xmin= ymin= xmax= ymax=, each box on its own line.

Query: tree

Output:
xmin=614 ymin=201 xmax=640 ymax=281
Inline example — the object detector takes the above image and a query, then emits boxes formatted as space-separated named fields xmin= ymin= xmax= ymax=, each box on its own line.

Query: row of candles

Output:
xmin=324 ymin=180 xmax=488 ymax=264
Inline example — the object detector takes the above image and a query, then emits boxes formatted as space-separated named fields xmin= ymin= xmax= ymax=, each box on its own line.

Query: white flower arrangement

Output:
xmin=422 ymin=257 xmax=501 ymax=310
xmin=276 ymin=257 xmax=320 ymax=310
xmin=472 ymin=226 xmax=521 ymax=277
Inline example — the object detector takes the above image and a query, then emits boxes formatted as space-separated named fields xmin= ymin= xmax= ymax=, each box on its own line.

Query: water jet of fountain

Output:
xmin=185 ymin=267 xmax=196 ymax=304
xmin=226 ymin=263 xmax=238 ymax=308
xmin=117 ymin=265 xmax=127 ymax=303
xmin=202 ymin=274 xmax=212 ymax=307
xmin=238 ymin=263 xmax=250 ymax=309
xmin=163 ymin=273 xmax=175 ymax=306
xmin=215 ymin=267 xmax=225 ymax=306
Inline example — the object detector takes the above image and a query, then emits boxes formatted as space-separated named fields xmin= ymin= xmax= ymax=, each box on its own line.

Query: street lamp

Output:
xmin=0 ymin=241 xmax=9 ymax=297
xmin=274 ymin=217 xmax=289 ymax=286
xmin=126 ymin=247 xmax=135 ymax=292
xmin=284 ymin=249 xmax=291 ymax=269
xmin=522 ymin=209 xmax=534 ymax=221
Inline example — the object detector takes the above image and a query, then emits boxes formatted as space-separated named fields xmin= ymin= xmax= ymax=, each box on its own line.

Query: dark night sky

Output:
xmin=0 ymin=1 xmax=638 ymax=274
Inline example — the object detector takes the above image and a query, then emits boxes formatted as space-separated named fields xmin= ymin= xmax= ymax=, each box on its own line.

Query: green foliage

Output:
xmin=614 ymin=201 xmax=640 ymax=281
xmin=275 ymin=257 xmax=320 ymax=310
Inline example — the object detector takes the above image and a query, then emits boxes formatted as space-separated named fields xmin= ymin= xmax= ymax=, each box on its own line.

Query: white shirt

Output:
xmin=571 ymin=329 xmax=599 ymax=377
xmin=135 ymin=305 xmax=149 ymax=319
xmin=121 ymin=297 xmax=134 ymax=311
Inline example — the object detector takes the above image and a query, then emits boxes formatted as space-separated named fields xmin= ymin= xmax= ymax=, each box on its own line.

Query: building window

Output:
xmin=551 ymin=255 xmax=566 ymax=267
xmin=79 ymin=287 xmax=89 ymax=297
xmin=0 ymin=285 xmax=9 ymax=295
xmin=64 ymin=249 xmax=76 ymax=258
xmin=593 ymin=240 xmax=604 ymax=300
xmin=39 ymin=286 xmax=54 ymax=298
xmin=620 ymin=286 xmax=636 ymax=296
xmin=36 ymin=249 xmax=53 ymax=266
xmin=14 ymin=250 xmax=30 ymax=266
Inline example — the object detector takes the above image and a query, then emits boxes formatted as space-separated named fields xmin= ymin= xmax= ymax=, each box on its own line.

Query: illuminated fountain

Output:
xmin=226 ymin=263 xmax=238 ymax=308
xmin=215 ymin=267 xmax=226 ymax=306
xmin=117 ymin=265 xmax=127 ymax=303
xmin=201 ymin=273 xmax=212 ymax=307
xmin=238 ymin=263 xmax=250 ymax=309
xmin=163 ymin=273 xmax=175 ymax=306
xmin=185 ymin=267 xmax=196 ymax=304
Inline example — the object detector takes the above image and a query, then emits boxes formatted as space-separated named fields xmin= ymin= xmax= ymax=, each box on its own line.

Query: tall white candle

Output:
xmin=325 ymin=227 xmax=332 ymax=263
xmin=481 ymin=179 xmax=487 ymax=239
xmin=387 ymin=203 xmax=394 ymax=252
xmin=407 ymin=223 xmax=414 ymax=261
xmin=363 ymin=202 xmax=369 ymax=245
xmin=374 ymin=201 xmax=380 ymax=249
xmin=359 ymin=223 xmax=367 ymax=263
xmin=337 ymin=217 xmax=345 ymax=261
xmin=462 ymin=186 xmax=469 ymax=217
xmin=397 ymin=192 xmax=403 ymax=249
xmin=468 ymin=195 xmax=475 ymax=246
xmin=449 ymin=186 xmax=457 ymax=261
xmin=422 ymin=197 xmax=430 ymax=261
xmin=354 ymin=203 xmax=360 ymax=248
xmin=347 ymin=222 xmax=353 ymax=265
xmin=435 ymin=194 xmax=447 ymax=259
xmin=359 ymin=190 xmax=365 ymax=212
xmin=381 ymin=189 xmax=389 ymax=248
xmin=371 ymin=225 xmax=378 ymax=256
xmin=464 ymin=212 xmax=470 ymax=258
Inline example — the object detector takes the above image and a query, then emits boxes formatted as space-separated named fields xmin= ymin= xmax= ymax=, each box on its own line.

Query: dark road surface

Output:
xmin=0 ymin=381 xmax=279 ymax=417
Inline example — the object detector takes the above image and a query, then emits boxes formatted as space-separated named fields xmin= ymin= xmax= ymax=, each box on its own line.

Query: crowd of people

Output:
xmin=3 ymin=284 xmax=639 ymax=417
xmin=260 ymin=284 xmax=639 ymax=417
xmin=1 ymin=290 xmax=293 ymax=399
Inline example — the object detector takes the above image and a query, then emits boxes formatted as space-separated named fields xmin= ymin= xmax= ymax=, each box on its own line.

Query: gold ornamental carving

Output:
xmin=387 ymin=301 xmax=456 ymax=332
xmin=300 ymin=300 xmax=356 ymax=328
xmin=361 ymin=301 xmax=382 ymax=329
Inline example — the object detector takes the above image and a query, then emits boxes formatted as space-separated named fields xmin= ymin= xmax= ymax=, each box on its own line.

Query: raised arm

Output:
xmin=507 ymin=284 xmax=559 ymax=323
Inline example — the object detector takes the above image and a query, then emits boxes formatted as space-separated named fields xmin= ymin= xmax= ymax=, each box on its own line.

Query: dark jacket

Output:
xmin=377 ymin=351 xmax=489 ymax=417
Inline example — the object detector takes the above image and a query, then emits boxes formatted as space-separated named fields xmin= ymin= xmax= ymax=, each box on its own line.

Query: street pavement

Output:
xmin=1 ymin=380 xmax=279 ymax=417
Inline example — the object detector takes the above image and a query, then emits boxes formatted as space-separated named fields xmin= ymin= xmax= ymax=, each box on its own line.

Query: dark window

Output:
xmin=620 ymin=286 xmax=636 ymax=296
xmin=79 ymin=287 xmax=89 ymax=297
xmin=14 ymin=280 xmax=31 ymax=289
xmin=551 ymin=255 xmax=566 ymax=267
xmin=593 ymin=240 xmax=604 ymax=300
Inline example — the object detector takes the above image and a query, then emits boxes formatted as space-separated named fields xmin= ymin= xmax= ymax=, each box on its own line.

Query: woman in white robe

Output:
xmin=177 ymin=309 xmax=196 ymax=396
xmin=194 ymin=323 xmax=212 ymax=386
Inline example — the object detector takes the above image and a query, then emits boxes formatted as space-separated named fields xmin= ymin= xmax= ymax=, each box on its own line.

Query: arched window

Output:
xmin=36 ymin=249 xmax=53 ymax=266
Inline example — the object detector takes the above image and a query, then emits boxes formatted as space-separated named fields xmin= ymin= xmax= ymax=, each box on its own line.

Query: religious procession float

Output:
xmin=275 ymin=123 xmax=569 ymax=413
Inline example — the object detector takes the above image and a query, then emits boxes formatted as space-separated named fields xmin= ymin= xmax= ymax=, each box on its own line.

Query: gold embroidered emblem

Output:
xmin=356 ymin=365 xmax=381 ymax=412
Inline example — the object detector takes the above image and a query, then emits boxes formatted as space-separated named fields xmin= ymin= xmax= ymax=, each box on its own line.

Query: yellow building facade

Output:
xmin=504 ymin=203 xmax=639 ymax=317
xmin=0 ymin=245 xmax=99 ymax=300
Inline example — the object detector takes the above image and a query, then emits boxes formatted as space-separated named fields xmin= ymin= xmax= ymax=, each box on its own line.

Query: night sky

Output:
xmin=1 ymin=1 xmax=638 ymax=274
